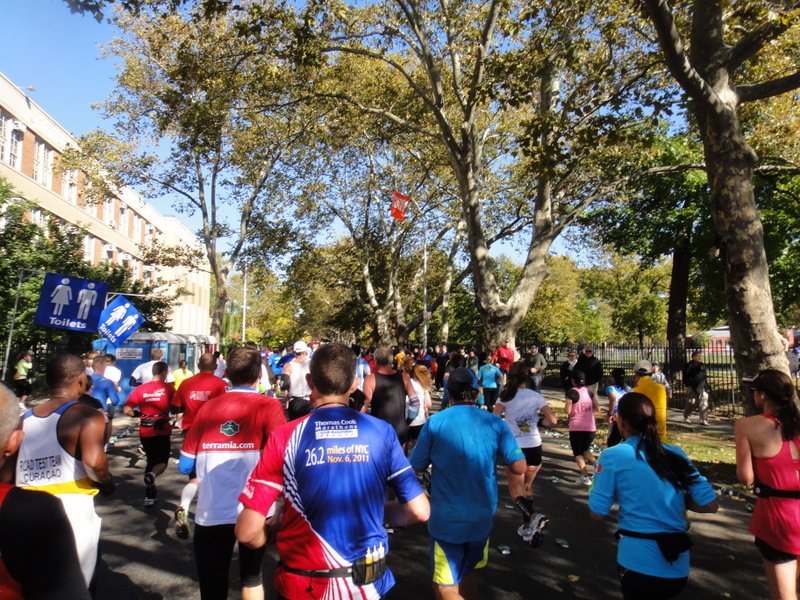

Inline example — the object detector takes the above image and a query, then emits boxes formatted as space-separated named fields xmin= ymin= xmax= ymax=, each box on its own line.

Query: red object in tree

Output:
xmin=390 ymin=191 xmax=410 ymax=221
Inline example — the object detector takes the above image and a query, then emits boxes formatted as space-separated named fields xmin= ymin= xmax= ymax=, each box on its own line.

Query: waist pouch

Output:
xmin=754 ymin=481 xmax=800 ymax=499
xmin=140 ymin=416 xmax=170 ymax=430
xmin=616 ymin=529 xmax=692 ymax=564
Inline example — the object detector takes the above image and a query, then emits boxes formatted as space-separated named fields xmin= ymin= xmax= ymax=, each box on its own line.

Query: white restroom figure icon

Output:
xmin=50 ymin=278 xmax=73 ymax=316
xmin=77 ymin=283 xmax=99 ymax=320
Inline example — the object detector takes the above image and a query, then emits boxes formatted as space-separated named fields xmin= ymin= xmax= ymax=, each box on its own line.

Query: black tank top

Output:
xmin=372 ymin=371 xmax=409 ymax=444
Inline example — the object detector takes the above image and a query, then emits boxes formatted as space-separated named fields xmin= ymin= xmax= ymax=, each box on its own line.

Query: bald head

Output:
xmin=0 ymin=385 xmax=20 ymax=451
xmin=198 ymin=353 xmax=216 ymax=372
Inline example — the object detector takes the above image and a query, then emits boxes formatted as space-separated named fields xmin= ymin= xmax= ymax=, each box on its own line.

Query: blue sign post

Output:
xmin=98 ymin=296 xmax=146 ymax=347
xmin=34 ymin=273 xmax=109 ymax=332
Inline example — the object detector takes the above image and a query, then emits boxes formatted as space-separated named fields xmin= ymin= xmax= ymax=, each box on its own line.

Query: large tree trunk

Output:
xmin=665 ymin=221 xmax=692 ymax=379
xmin=701 ymin=121 xmax=788 ymax=413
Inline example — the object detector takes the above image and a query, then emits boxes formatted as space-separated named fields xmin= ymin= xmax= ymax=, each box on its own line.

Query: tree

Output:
xmin=308 ymin=0 xmax=675 ymax=349
xmin=642 ymin=0 xmax=800 ymax=393
xmin=65 ymin=8 xmax=306 ymax=339
xmin=0 ymin=177 xmax=176 ymax=368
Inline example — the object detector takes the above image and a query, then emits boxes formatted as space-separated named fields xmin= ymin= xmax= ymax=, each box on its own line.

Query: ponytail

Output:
xmin=500 ymin=361 xmax=527 ymax=403
xmin=753 ymin=370 xmax=800 ymax=440
xmin=618 ymin=393 xmax=701 ymax=491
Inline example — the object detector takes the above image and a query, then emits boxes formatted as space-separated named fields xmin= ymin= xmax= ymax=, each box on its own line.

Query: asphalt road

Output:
xmin=93 ymin=413 xmax=765 ymax=600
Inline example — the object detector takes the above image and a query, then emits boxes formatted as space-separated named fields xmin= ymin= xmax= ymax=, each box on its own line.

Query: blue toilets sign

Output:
xmin=34 ymin=273 xmax=109 ymax=332
xmin=98 ymin=296 xmax=146 ymax=347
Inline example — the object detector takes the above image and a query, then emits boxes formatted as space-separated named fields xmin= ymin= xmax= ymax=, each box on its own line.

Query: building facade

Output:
xmin=0 ymin=71 xmax=211 ymax=336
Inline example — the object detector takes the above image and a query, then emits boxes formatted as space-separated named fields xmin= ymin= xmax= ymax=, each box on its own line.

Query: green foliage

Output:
xmin=0 ymin=177 xmax=176 ymax=361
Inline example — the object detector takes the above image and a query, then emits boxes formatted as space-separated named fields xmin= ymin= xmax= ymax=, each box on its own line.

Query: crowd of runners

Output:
xmin=1 ymin=340 xmax=798 ymax=600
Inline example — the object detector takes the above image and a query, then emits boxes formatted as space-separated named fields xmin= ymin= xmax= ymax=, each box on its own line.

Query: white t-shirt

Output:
xmin=495 ymin=388 xmax=548 ymax=448
xmin=408 ymin=377 xmax=428 ymax=427
xmin=132 ymin=360 xmax=174 ymax=383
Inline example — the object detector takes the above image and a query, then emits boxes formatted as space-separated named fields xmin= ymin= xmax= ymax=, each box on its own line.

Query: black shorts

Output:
xmin=521 ymin=446 xmax=543 ymax=467
xmin=408 ymin=424 xmax=424 ymax=441
xmin=755 ymin=537 xmax=798 ymax=564
xmin=569 ymin=431 xmax=596 ymax=457
xmin=140 ymin=435 xmax=171 ymax=472
xmin=618 ymin=565 xmax=687 ymax=600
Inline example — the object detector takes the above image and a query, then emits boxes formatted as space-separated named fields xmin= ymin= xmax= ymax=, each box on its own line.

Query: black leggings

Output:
xmin=194 ymin=523 xmax=266 ymax=600
xmin=617 ymin=565 xmax=687 ymax=600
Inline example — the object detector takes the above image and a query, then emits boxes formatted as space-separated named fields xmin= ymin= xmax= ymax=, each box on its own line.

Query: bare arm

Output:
xmin=734 ymin=419 xmax=755 ymax=486
xmin=122 ymin=405 xmax=135 ymax=417
xmin=79 ymin=413 xmax=113 ymax=485
xmin=540 ymin=405 xmax=557 ymax=427
xmin=687 ymin=497 xmax=719 ymax=513
xmin=492 ymin=402 xmax=504 ymax=416
xmin=362 ymin=373 xmax=376 ymax=413
xmin=236 ymin=507 xmax=267 ymax=549
xmin=384 ymin=492 xmax=430 ymax=526
xmin=507 ymin=457 xmax=526 ymax=476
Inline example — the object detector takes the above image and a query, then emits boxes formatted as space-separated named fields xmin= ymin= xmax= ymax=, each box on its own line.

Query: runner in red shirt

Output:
xmin=124 ymin=362 xmax=175 ymax=507
xmin=170 ymin=353 xmax=228 ymax=538
xmin=492 ymin=340 xmax=515 ymax=374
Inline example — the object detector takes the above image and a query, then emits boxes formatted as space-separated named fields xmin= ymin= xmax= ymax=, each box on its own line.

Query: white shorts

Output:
xmin=58 ymin=493 xmax=101 ymax=587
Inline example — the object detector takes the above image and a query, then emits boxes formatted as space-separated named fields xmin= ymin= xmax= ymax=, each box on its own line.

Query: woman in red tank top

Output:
xmin=734 ymin=369 xmax=800 ymax=600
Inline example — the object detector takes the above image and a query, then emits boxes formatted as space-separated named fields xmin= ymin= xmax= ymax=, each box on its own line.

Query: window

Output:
xmin=62 ymin=169 xmax=78 ymax=204
xmin=33 ymin=139 xmax=54 ymax=187
xmin=0 ymin=111 xmax=25 ymax=170
xmin=0 ymin=112 xmax=22 ymax=168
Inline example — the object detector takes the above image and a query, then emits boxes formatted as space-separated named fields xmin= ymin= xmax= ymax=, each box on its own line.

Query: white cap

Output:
xmin=293 ymin=341 xmax=310 ymax=354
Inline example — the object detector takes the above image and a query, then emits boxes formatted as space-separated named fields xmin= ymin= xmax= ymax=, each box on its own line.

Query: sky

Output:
xmin=2 ymin=0 xmax=120 ymax=136
xmin=1 ymin=0 xmax=182 ymax=218
xmin=1 ymin=0 xmax=565 ymax=264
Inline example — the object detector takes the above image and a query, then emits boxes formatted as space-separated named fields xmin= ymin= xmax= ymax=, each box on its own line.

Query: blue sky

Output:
xmin=2 ymin=0 xmax=120 ymax=136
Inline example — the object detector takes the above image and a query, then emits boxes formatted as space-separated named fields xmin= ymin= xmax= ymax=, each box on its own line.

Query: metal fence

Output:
xmin=531 ymin=342 xmax=792 ymax=418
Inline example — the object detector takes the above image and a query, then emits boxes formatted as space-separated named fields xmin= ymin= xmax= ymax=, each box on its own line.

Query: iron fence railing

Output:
xmin=527 ymin=342 xmax=800 ymax=418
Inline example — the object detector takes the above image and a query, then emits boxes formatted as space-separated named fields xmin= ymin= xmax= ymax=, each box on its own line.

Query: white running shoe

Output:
xmin=517 ymin=524 xmax=534 ymax=542
xmin=576 ymin=475 xmax=593 ymax=486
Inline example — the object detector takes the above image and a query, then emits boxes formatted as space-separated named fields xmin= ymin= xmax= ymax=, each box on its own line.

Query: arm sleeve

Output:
xmin=1 ymin=489 xmax=91 ymax=600
xmin=497 ymin=420 xmax=524 ymax=464
xmin=408 ymin=422 xmax=432 ymax=471
xmin=588 ymin=454 xmax=616 ymax=516
xmin=385 ymin=430 xmax=424 ymax=503
xmin=239 ymin=427 xmax=289 ymax=516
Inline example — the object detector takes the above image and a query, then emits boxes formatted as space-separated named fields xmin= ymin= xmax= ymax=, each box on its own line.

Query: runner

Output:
xmin=565 ymin=369 xmax=600 ymax=486
xmin=493 ymin=361 xmax=557 ymax=546
xmin=0 ymin=384 xmax=91 ymax=599
xmin=123 ymin=362 xmax=174 ymax=507
xmin=13 ymin=354 xmax=114 ymax=588
xmin=236 ymin=342 xmax=429 ymax=600
xmin=410 ymin=367 xmax=524 ymax=600
xmin=179 ymin=346 xmax=285 ymax=600
xmin=283 ymin=341 xmax=313 ymax=420
xmin=362 ymin=346 xmax=419 ymax=448
xmin=170 ymin=353 xmax=228 ymax=539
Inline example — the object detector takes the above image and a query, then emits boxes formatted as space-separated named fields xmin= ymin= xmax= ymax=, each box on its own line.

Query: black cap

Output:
xmin=448 ymin=367 xmax=478 ymax=395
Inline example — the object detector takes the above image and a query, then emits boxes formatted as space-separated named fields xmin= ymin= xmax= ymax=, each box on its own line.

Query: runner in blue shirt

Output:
xmin=411 ymin=368 xmax=524 ymax=599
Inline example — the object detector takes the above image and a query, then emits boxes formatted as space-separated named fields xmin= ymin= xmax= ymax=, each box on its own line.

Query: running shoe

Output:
xmin=144 ymin=472 xmax=157 ymax=507
xmin=175 ymin=506 xmax=190 ymax=539
xmin=575 ymin=475 xmax=593 ymax=486
xmin=517 ymin=524 xmax=534 ymax=542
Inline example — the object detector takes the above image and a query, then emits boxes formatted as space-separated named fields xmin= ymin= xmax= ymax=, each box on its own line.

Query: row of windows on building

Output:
xmin=0 ymin=109 xmax=167 ymax=251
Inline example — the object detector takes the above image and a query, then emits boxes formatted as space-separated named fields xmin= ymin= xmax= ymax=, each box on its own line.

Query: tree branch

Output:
xmin=728 ymin=7 xmax=800 ymax=70
xmin=641 ymin=0 xmax=720 ymax=114
xmin=736 ymin=69 xmax=800 ymax=103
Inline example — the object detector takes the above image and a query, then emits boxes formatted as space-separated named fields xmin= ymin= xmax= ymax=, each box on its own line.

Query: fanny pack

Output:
xmin=616 ymin=529 xmax=692 ymax=564
xmin=754 ymin=482 xmax=800 ymax=499
xmin=140 ymin=415 xmax=170 ymax=430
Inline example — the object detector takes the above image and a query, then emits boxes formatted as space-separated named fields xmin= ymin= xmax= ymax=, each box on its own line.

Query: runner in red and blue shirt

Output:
xmin=236 ymin=342 xmax=429 ymax=600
